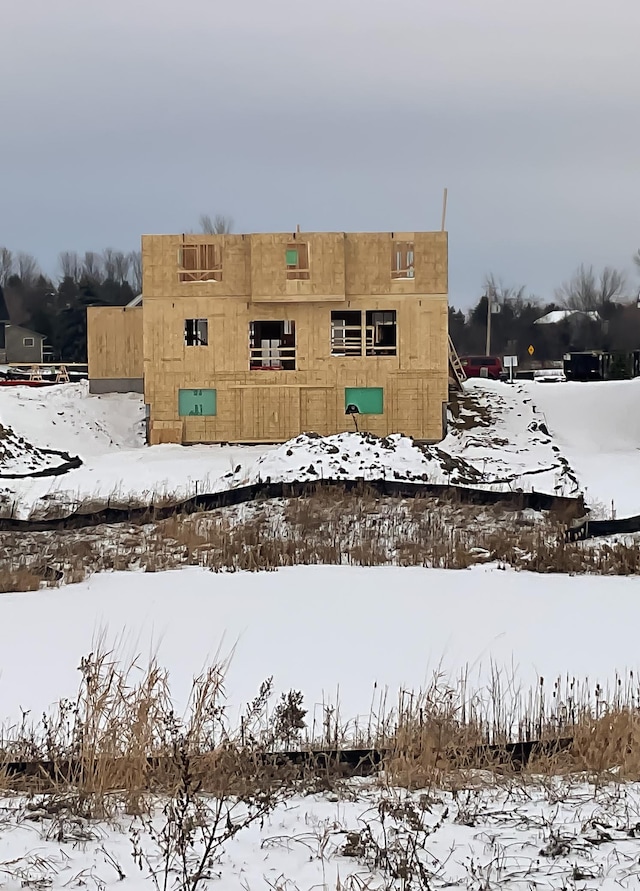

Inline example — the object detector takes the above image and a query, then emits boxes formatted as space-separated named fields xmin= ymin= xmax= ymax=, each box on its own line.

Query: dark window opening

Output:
xmin=331 ymin=311 xmax=362 ymax=356
xmin=184 ymin=318 xmax=208 ymax=346
xmin=366 ymin=310 xmax=397 ymax=356
xmin=179 ymin=244 xmax=222 ymax=282
xmin=250 ymin=320 xmax=296 ymax=370
xmin=391 ymin=241 xmax=415 ymax=280
xmin=286 ymin=243 xmax=310 ymax=280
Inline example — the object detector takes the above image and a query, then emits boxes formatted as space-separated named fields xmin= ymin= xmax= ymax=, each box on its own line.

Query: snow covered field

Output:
xmin=1 ymin=564 xmax=638 ymax=728
xmin=2 ymin=781 xmax=640 ymax=891
xmin=1 ymin=381 xmax=639 ymax=889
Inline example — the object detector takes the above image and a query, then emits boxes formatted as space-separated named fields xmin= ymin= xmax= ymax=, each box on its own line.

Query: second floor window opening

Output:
xmin=286 ymin=243 xmax=310 ymax=280
xmin=179 ymin=244 xmax=223 ymax=282
xmin=391 ymin=241 xmax=414 ymax=280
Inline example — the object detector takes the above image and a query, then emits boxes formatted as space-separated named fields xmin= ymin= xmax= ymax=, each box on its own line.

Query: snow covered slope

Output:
xmin=0 ymin=382 xmax=145 ymax=457
xmin=523 ymin=379 xmax=640 ymax=517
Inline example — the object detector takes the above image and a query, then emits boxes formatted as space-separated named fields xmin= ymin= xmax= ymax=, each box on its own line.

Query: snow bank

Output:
xmin=524 ymin=379 xmax=640 ymax=517
xmin=0 ymin=381 xmax=146 ymax=456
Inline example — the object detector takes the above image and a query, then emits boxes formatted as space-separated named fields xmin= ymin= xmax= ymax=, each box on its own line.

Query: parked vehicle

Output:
xmin=460 ymin=355 xmax=504 ymax=380
xmin=563 ymin=350 xmax=640 ymax=382
xmin=533 ymin=368 xmax=566 ymax=383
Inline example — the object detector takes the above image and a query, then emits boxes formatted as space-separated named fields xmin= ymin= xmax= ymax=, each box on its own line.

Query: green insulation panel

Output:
xmin=178 ymin=388 xmax=217 ymax=417
xmin=344 ymin=387 xmax=384 ymax=415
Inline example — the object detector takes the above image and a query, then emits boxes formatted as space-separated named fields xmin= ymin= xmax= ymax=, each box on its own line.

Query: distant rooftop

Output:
xmin=534 ymin=309 xmax=600 ymax=325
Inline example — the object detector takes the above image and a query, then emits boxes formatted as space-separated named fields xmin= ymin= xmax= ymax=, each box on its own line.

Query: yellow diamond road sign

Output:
xmin=528 ymin=345 xmax=535 ymax=356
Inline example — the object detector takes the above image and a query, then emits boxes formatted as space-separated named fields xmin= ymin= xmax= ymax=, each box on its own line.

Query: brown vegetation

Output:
xmin=0 ymin=490 xmax=637 ymax=594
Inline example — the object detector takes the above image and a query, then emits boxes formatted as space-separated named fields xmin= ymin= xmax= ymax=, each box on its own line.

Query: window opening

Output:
xmin=391 ymin=241 xmax=415 ymax=279
xmin=184 ymin=318 xmax=208 ymax=346
xmin=331 ymin=311 xmax=362 ymax=356
xmin=366 ymin=310 xmax=397 ymax=356
xmin=286 ymin=243 xmax=310 ymax=280
xmin=179 ymin=244 xmax=222 ymax=282
xmin=23 ymin=337 xmax=35 ymax=347
xmin=249 ymin=320 xmax=296 ymax=370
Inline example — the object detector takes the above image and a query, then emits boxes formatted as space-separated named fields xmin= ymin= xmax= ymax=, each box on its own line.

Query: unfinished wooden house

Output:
xmin=87 ymin=231 xmax=449 ymax=444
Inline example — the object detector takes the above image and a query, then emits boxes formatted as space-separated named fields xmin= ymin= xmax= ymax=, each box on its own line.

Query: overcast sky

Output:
xmin=1 ymin=0 xmax=639 ymax=307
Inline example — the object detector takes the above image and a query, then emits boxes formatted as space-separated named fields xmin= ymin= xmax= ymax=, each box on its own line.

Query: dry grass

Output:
xmin=0 ymin=490 xmax=637 ymax=593
xmin=3 ymin=646 xmax=640 ymax=811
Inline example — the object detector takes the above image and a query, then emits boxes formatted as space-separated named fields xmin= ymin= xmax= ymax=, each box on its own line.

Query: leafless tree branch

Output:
xmin=129 ymin=250 xmax=142 ymax=294
xmin=555 ymin=264 xmax=626 ymax=311
xmin=0 ymin=247 xmax=13 ymax=287
xmin=199 ymin=213 xmax=234 ymax=235
xmin=58 ymin=251 xmax=82 ymax=281
xmin=16 ymin=252 xmax=40 ymax=289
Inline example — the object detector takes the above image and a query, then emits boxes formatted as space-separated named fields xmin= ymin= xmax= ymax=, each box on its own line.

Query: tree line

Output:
xmin=0 ymin=247 xmax=142 ymax=362
xmin=450 ymin=259 xmax=640 ymax=364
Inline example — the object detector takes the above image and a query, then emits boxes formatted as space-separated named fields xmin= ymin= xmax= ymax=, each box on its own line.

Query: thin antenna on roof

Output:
xmin=441 ymin=188 xmax=448 ymax=232
xmin=296 ymin=224 xmax=300 ymax=234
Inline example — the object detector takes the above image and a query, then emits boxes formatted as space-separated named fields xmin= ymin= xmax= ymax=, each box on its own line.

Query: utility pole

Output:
xmin=485 ymin=289 xmax=492 ymax=356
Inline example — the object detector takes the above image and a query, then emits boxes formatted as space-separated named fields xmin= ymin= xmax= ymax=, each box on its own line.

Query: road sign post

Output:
xmin=503 ymin=355 xmax=518 ymax=384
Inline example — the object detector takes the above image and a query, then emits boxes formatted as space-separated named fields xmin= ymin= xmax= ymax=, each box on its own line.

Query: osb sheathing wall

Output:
xmin=87 ymin=306 xmax=144 ymax=380
xmin=141 ymin=232 xmax=449 ymax=445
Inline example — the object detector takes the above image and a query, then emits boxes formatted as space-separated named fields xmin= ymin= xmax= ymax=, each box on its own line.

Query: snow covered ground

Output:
xmin=0 ymin=377 xmax=638 ymax=518
xmin=0 ymin=385 xmax=270 ymax=517
xmin=1 ymin=565 xmax=638 ymax=729
xmin=2 ymin=781 xmax=640 ymax=890
xmin=0 ymin=381 xmax=580 ymax=519
xmin=247 ymin=380 xmax=578 ymax=496
xmin=523 ymin=378 xmax=640 ymax=518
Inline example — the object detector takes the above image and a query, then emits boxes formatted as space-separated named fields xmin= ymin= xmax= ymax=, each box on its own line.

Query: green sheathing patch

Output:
xmin=178 ymin=388 xmax=217 ymax=417
xmin=344 ymin=387 xmax=384 ymax=415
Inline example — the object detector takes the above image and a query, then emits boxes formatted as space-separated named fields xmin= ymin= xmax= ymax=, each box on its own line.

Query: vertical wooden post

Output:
xmin=485 ymin=290 xmax=492 ymax=356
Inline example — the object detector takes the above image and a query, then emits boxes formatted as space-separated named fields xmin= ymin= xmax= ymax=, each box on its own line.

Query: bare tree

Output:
xmin=82 ymin=251 xmax=104 ymax=283
xmin=129 ymin=250 xmax=142 ymax=294
xmin=59 ymin=250 xmax=82 ymax=281
xmin=633 ymin=249 xmax=640 ymax=273
xmin=0 ymin=247 xmax=13 ymax=287
xmin=114 ymin=250 xmax=131 ymax=284
xmin=555 ymin=264 xmax=626 ymax=312
xmin=199 ymin=213 xmax=233 ymax=234
xmin=102 ymin=248 xmax=118 ymax=281
xmin=16 ymin=252 xmax=40 ymax=289
xmin=483 ymin=273 xmax=528 ymax=305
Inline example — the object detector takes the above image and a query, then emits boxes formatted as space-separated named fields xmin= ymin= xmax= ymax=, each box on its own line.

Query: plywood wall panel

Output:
xmin=87 ymin=306 xmax=143 ymax=380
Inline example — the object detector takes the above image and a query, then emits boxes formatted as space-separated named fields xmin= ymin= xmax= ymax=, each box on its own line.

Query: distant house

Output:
xmin=3 ymin=325 xmax=46 ymax=364
xmin=534 ymin=309 xmax=600 ymax=326
xmin=0 ymin=288 xmax=47 ymax=364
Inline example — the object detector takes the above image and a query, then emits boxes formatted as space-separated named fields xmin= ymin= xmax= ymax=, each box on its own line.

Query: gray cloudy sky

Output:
xmin=1 ymin=0 xmax=639 ymax=307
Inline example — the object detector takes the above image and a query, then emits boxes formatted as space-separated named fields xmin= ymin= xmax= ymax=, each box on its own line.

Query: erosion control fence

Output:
xmin=0 ymin=478 xmax=585 ymax=532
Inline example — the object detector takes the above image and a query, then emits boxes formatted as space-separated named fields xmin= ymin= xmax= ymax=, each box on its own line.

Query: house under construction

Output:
xmin=87 ymin=230 xmax=451 ymax=444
